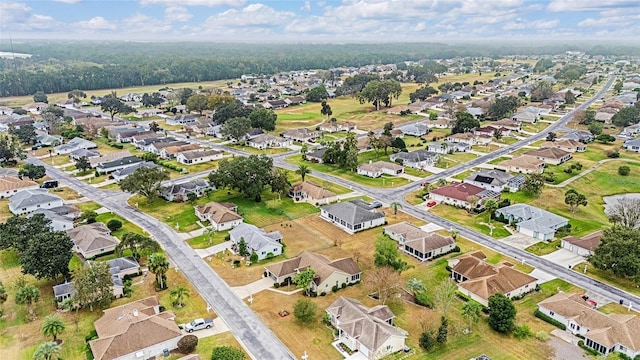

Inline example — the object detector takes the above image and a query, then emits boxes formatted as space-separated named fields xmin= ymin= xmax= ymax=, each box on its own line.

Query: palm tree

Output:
xmin=148 ymin=253 xmax=170 ymax=290
xmin=461 ymin=301 xmax=482 ymax=332
xmin=390 ymin=201 xmax=402 ymax=217
xmin=60 ymin=298 xmax=80 ymax=332
xmin=449 ymin=229 xmax=459 ymax=240
xmin=170 ymin=286 xmax=190 ymax=308
xmin=33 ymin=342 xmax=61 ymax=360
xmin=204 ymin=226 xmax=217 ymax=246
xmin=483 ymin=199 xmax=499 ymax=225
xmin=15 ymin=284 xmax=40 ymax=318
xmin=300 ymin=144 xmax=308 ymax=160
xmin=296 ymin=164 xmax=311 ymax=182
xmin=406 ymin=278 xmax=425 ymax=295
xmin=41 ymin=315 xmax=65 ymax=342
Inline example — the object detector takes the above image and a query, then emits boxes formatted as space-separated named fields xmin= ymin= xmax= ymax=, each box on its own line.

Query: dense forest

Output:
xmin=1 ymin=41 xmax=639 ymax=97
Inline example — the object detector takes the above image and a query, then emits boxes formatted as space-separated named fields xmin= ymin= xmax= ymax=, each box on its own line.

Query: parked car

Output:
xmin=426 ymin=201 xmax=437 ymax=207
xmin=185 ymin=318 xmax=213 ymax=332
xmin=370 ymin=201 xmax=383 ymax=208
xmin=41 ymin=180 xmax=59 ymax=189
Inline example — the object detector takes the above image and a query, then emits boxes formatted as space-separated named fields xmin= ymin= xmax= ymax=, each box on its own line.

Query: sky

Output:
xmin=1 ymin=0 xmax=639 ymax=42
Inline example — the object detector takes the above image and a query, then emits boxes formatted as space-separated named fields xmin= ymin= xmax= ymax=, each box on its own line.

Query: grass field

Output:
xmin=429 ymin=205 xmax=513 ymax=239
xmin=525 ymin=240 xmax=561 ymax=256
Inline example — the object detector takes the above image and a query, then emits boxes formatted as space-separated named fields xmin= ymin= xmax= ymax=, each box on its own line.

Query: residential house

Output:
xmin=109 ymin=128 xmax=154 ymax=143
xmin=36 ymin=133 xmax=63 ymax=146
xmin=540 ymin=139 xmax=587 ymax=153
xmin=389 ymin=150 xmax=440 ymax=170
xmin=161 ymin=179 xmax=212 ymax=202
xmin=69 ymin=148 xmax=100 ymax=161
xmin=281 ymin=128 xmax=319 ymax=142
xmin=595 ymin=111 xmax=614 ymax=124
xmin=537 ymin=292 xmax=640 ymax=357
xmin=493 ymin=119 xmax=522 ymax=132
xmin=0 ymin=176 xmax=39 ymax=199
xmin=23 ymin=102 xmax=48 ymax=114
xmin=623 ymin=138 xmax=640 ymax=153
xmin=425 ymin=118 xmax=455 ymax=129
xmin=389 ymin=129 xmax=404 ymax=138
xmin=9 ymin=189 xmax=64 ymax=215
xmin=266 ymin=100 xmax=288 ymax=109
xmin=107 ymin=257 xmax=141 ymax=280
xmin=89 ymin=296 xmax=183 ymax=360
xmin=561 ymin=130 xmax=594 ymax=143
xmin=318 ymin=122 xmax=357 ymax=133
xmin=473 ymin=126 xmax=511 ymax=138
xmin=247 ymin=134 xmax=292 ymax=149
xmin=229 ymin=223 xmax=283 ymax=260
xmin=320 ymin=200 xmax=386 ymax=234
xmin=30 ymin=205 xmax=79 ymax=232
xmin=383 ymin=222 xmax=456 ymax=262
xmin=194 ymin=202 xmax=243 ymax=231
xmin=111 ymin=162 xmax=161 ymax=182
xmin=89 ymin=151 xmax=131 ymax=168
xmin=496 ymin=155 xmax=545 ymax=174
xmin=447 ymin=132 xmax=492 ymax=146
xmin=561 ymin=231 xmax=603 ymax=257
xmin=429 ymin=182 xmax=500 ymax=210
xmin=463 ymin=170 xmax=525 ymax=193
xmin=511 ymin=107 xmax=540 ymax=123
xmin=448 ymin=251 xmax=538 ymax=307
xmin=396 ymin=122 xmax=429 ymax=137
xmin=166 ymin=114 xmax=199 ymax=126
xmin=284 ymin=96 xmax=306 ymax=106
xmin=621 ymin=123 xmax=640 ymax=136
xmin=427 ymin=141 xmax=470 ymax=154
xmin=131 ymin=132 xmax=164 ymax=146
xmin=160 ymin=144 xmax=200 ymax=159
xmin=147 ymin=140 xmax=190 ymax=155
xmin=356 ymin=161 xmax=404 ymax=178
xmin=523 ymin=147 xmax=572 ymax=165
xmin=0 ymin=168 xmax=18 ymax=177
xmin=265 ymin=251 xmax=361 ymax=291
xmin=96 ymin=156 xmax=144 ymax=174
xmin=52 ymin=282 xmax=75 ymax=302
xmin=495 ymin=204 xmax=569 ymax=241
xmin=68 ymin=222 xmax=119 ymax=259
xmin=325 ymin=297 xmax=407 ymax=360
xmin=176 ymin=149 xmax=223 ymax=165
xmin=54 ymin=137 xmax=98 ymax=155
xmin=289 ymin=181 xmax=336 ymax=205
xmin=306 ymin=147 xmax=326 ymax=163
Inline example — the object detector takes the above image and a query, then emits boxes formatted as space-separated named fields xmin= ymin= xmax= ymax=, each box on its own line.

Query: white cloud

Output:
xmin=140 ymin=0 xmax=245 ymax=7
xmin=301 ymin=0 xmax=311 ymax=12
xmin=74 ymin=16 xmax=116 ymax=30
xmin=28 ymin=14 xmax=56 ymax=29
xmin=532 ymin=19 xmax=559 ymax=29
xmin=122 ymin=14 xmax=172 ymax=33
xmin=53 ymin=0 xmax=82 ymax=4
xmin=547 ymin=0 xmax=637 ymax=12
xmin=578 ymin=14 xmax=640 ymax=27
xmin=0 ymin=2 xmax=32 ymax=23
xmin=503 ymin=18 xmax=558 ymax=31
xmin=165 ymin=6 xmax=193 ymax=22
xmin=203 ymin=3 xmax=295 ymax=28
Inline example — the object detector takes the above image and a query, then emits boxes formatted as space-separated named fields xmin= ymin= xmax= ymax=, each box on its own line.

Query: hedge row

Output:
xmin=534 ymin=309 xmax=566 ymax=330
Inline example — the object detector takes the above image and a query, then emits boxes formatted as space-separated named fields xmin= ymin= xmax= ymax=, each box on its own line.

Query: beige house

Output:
xmin=496 ymin=155 xmax=545 ymax=174
xmin=357 ymin=161 xmax=404 ymax=178
xmin=319 ymin=122 xmax=357 ymax=133
xmin=326 ymin=297 xmax=407 ymax=360
xmin=524 ymin=147 xmax=572 ymax=165
xmin=265 ymin=251 xmax=361 ymax=292
xmin=0 ymin=176 xmax=39 ymax=199
xmin=540 ymin=139 xmax=587 ymax=153
xmin=384 ymin=222 xmax=456 ymax=262
xmin=67 ymin=223 xmax=119 ymax=259
xmin=448 ymin=251 xmax=537 ymax=306
xmin=194 ymin=202 xmax=243 ymax=231
xmin=90 ymin=297 xmax=183 ymax=360
xmin=176 ymin=149 xmax=223 ymax=165
xmin=288 ymin=181 xmax=336 ymax=205
xmin=561 ymin=231 xmax=602 ymax=257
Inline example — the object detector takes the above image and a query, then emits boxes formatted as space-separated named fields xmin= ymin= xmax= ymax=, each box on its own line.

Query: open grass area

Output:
xmin=286 ymin=154 xmax=410 ymax=188
xmin=521 ymin=122 xmax=551 ymax=133
xmin=424 ymin=128 xmax=451 ymax=142
xmin=451 ymin=169 xmax=474 ymax=181
xmin=487 ymin=156 xmax=511 ymax=165
xmin=0 ymin=199 xmax=12 ymax=222
xmin=572 ymin=262 xmax=640 ymax=298
xmin=471 ymin=143 xmax=500 ymax=153
xmin=525 ymin=240 xmax=561 ymax=256
xmin=226 ymin=143 xmax=291 ymax=155
xmin=429 ymin=205 xmax=513 ymax=239
xmin=404 ymin=188 xmax=427 ymax=206
xmin=443 ymin=152 xmax=480 ymax=165
xmin=50 ymin=187 xmax=84 ymax=201
xmin=186 ymin=230 xmax=229 ymax=249
xmin=95 ymin=212 xmax=145 ymax=239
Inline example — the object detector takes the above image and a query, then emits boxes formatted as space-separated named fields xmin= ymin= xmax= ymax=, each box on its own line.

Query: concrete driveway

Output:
xmin=501 ymin=233 xmax=538 ymax=250
xmin=232 ymin=277 xmax=274 ymax=300
xmin=181 ymin=317 xmax=230 ymax=339
xmin=541 ymin=249 xmax=586 ymax=269
xmin=420 ymin=223 xmax=445 ymax=232
xmin=530 ymin=269 xmax=557 ymax=284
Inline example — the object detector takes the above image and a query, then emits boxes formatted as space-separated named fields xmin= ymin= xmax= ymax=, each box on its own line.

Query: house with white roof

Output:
xmin=320 ymin=200 xmax=386 ymax=234
xmin=495 ymin=204 xmax=568 ymax=241
xmin=54 ymin=137 xmax=97 ymax=155
xmin=9 ymin=188 xmax=64 ymax=215
xmin=229 ymin=223 xmax=283 ymax=260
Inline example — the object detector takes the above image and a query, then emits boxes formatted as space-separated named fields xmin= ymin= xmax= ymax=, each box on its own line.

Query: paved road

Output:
xmin=27 ymin=157 xmax=297 ymax=360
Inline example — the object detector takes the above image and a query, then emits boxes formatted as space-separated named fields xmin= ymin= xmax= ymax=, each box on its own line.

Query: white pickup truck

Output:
xmin=185 ymin=318 xmax=213 ymax=332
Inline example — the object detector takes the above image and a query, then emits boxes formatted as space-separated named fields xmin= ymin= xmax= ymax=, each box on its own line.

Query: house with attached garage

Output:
xmin=383 ymin=222 xmax=456 ymax=262
xmin=429 ymin=182 xmax=500 ymax=210
xmin=9 ymin=188 xmax=64 ymax=215
xmin=523 ymin=147 xmax=572 ymax=165
xmin=166 ymin=114 xmax=199 ymax=126
xmin=69 ymin=148 xmax=100 ymax=161
xmin=306 ymin=147 xmax=326 ymax=163
xmin=288 ymin=181 xmax=336 ymax=205
xmin=493 ymin=118 xmax=522 ymax=132
xmin=159 ymin=144 xmax=200 ymax=159
xmin=623 ymin=138 xmax=640 ymax=153
xmin=54 ymin=137 xmax=97 ymax=155
xmin=68 ymin=222 xmax=119 ymax=259
xmin=427 ymin=141 xmax=470 ymax=154
xmin=281 ymin=128 xmax=319 ymax=143
xmin=537 ymin=292 xmax=640 ymax=358
xmin=30 ymin=205 xmax=79 ymax=232
xmin=561 ymin=130 xmax=594 ymax=143
xmin=463 ymin=169 xmax=525 ymax=193
xmin=111 ymin=161 xmax=161 ymax=182
xmin=325 ymin=297 xmax=407 ymax=360
xmin=0 ymin=176 xmax=39 ymax=199
xmin=318 ymin=121 xmax=357 ymax=133
xmin=96 ymin=156 xmax=144 ymax=174
xmin=389 ymin=150 xmax=440 ymax=170
xmin=561 ymin=231 xmax=602 ymax=257
xmin=89 ymin=296 xmax=183 ymax=360
xmin=396 ymin=122 xmax=429 ymax=137
xmin=160 ymin=179 xmax=212 ymax=202
xmin=621 ymin=123 xmax=640 ymax=136
xmin=357 ymin=161 xmax=404 ymax=178
xmin=448 ymin=251 xmax=538 ymax=307
xmin=247 ymin=134 xmax=292 ymax=149
xmin=265 ymin=251 xmax=361 ymax=291
xmin=495 ymin=155 xmax=545 ymax=174
xmin=540 ymin=139 xmax=587 ymax=153
xmin=511 ymin=107 xmax=540 ymax=123
xmin=495 ymin=204 xmax=568 ymax=241
xmin=447 ymin=132 xmax=492 ymax=146
xmin=88 ymin=151 xmax=131 ymax=168
xmin=175 ymin=149 xmax=223 ymax=165
xmin=320 ymin=200 xmax=386 ymax=234
xmin=194 ymin=202 xmax=243 ymax=231
xmin=229 ymin=223 xmax=283 ymax=260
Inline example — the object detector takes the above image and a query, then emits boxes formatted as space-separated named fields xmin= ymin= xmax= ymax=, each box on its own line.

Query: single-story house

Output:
xmin=30 ymin=205 xmax=78 ymax=232
xmin=229 ymin=223 xmax=283 ymax=260
xmin=175 ymin=149 xmax=223 ymax=165
xmin=561 ymin=231 xmax=603 ymax=257
xmin=160 ymin=179 xmax=212 ymax=202
xmin=111 ymin=161 xmax=161 ymax=182
xmin=623 ymin=138 xmax=640 ymax=153
xmin=495 ymin=204 xmax=569 ymax=241
xmin=265 ymin=251 xmax=361 ymax=291
xmin=523 ymin=147 xmax=572 ymax=165
xmin=9 ymin=188 xmax=64 ymax=215
xmin=493 ymin=119 xmax=522 ymax=132
xmin=96 ymin=156 xmax=144 ymax=174
xmin=320 ymin=200 xmax=386 ymax=234
xmin=397 ymin=122 xmax=429 ymax=137
xmin=0 ymin=176 xmax=39 ymax=199
xmin=621 ymin=123 xmax=640 ymax=136
xmin=429 ymin=182 xmax=500 ymax=210
xmin=195 ymin=202 xmax=243 ymax=231
xmin=426 ymin=141 xmax=470 ymax=154
xmin=306 ymin=147 xmax=326 ymax=163
xmin=266 ymin=100 xmax=288 ymax=109
xmin=247 ymin=134 xmax=292 ymax=149
xmin=448 ymin=251 xmax=538 ymax=307
xmin=0 ymin=168 xmax=18 ymax=177
xmin=326 ymin=297 xmax=407 ymax=360
xmin=383 ymin=222 xmax=456 ymax=262
xmin=147 ymin=140 xmax=190 ymax=155
xmin=425 ymin=118 xmax=454 ymax=129
xmin=561 ymin=130 xmax=594 ymax=143
xmin=54 ymin=137 xmax=97 ymax=155
xmin=89 ymin=296 xmax=182 ymax=360
xmin=166 ymin=114 xmax=199 ymax=126
xmin=511 ymin=107 xmax=540 ymax=123
xmin=463 ymin=170 xmax=525 ymax=193
xmin=36 ymin=133 xmax=63 ymax=146
xmin=318 ymin=122 xmax=357 ymax=133
xmin=69 ymin=148 xmax=100 ymax=161
xmin=89 ymin=151 xmax=131 ymax=168
xmin=281 ymin=128 xmax=319 ymax=142
xmin=357 ymin=161 xmax=404 ymax=178
xmin=68 ymin=222 xmax=119 ymax=259
xmin=288 ymin=181 xmax=336 ymax=205
xmin=595 ymin=112 xmax=614 ymax=124
xmin=160 ymin=144 xmax=201 ymax=159
xmin=495 ymin=155 xmax=545 ymax=174
xmin=389 ymin=150 xmax=440 ymax=170
xmin=537 ymin=292 xmax=640 ymax=358
xmin=540 ymin=139 xmax=587 ymax=153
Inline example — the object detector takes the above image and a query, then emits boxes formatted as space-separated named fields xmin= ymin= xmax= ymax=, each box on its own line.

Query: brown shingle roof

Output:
xmin=265 ymin=251 xmax=360 ymax=286
xmin=562 ymin=231 xmax=603 ymax=252
xmin=195 ymin=202 xmax=242 ymax=224
xmin=524 ymin=147 xmax=571 ymax=160
xmin=384 ymin=222 xmax=427 ymax=241
xmin=0 ymin=176 xmax=38 ymax=192
xmin=405 ymin=233 xmax=456 ymax=254
xmin=290 ymin=181 xmax=335 ymax=200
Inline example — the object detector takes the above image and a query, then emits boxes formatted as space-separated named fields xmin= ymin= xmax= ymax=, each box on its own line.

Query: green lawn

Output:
xmin=521 ymin=122 xmax=551 ymax=133
xmin=486 ymin=156 xmax=511 ymax=165
xmin=186 ymin=230 xmax=229 ymax=249
xmin=286 ymin=154 xmax=410 ymax=188
xmin=227 ymin=144 xmax=290 ymax=155
xmin=403 ymin=167 xmax=432 ymax=178
xmin=429 ymin=205 xmax=512 ymax=239
xmin=95 ymin=212 xmax=145 ymax=239
xmin=525 ymin=240 xmax=561 ymax=256
xmin=443 ymin=152 xmax=481 ymax=165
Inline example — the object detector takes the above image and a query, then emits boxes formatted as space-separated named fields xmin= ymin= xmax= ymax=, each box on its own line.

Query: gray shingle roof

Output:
xmin=496 ymin=204 xmax=568 ymax=234
xmin=321 ymin=200 xmax=385 ymax=225
xmin=229 ymin=223 xmax=282 ymax=252
xmin=9 ymin=189 xmax=63 ymax=210
xmin=390 ymin=150 xmax=438 ymax=163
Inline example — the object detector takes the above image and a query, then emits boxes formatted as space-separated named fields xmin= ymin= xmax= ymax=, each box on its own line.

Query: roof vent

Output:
xmin=132 ymin=309 xmax=138 ymax=317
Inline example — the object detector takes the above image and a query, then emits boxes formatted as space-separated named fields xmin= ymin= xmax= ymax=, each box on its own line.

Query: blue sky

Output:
xmin=1 ymin=0 xmax=639 ymax=42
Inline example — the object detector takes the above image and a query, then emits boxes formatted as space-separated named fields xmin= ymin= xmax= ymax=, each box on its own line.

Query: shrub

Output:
xmin=534 ymin=309 xmax=566 ymax=330
xmin=513 ymin=324 xmax=532 ymax=340
xmin=273 ymin=283 xmax=280 ymax=289
xmin=320 ymin=292 xmax=326 ymax=296
xmin=211 ymin=346 xmax=245 ymax=360
xmin=453 ymin=245 xmax=461 ymax=253
xmin=535 ymin=331 xmax=549 ymax=341
xmin=107 ymin=219 xmax=123 ymax=232
xmin=109 ymin=143 xmax=124 ymax=149
xmin=85 ymin=329 xmax=98 ymax=343
xmin=177 ymin=335 xmax=198 ymax=354
xmin=266 ymin=252 xmax=274 ymax=259
xmin=293 ymin=299 xmax=317 ymax=323
xmin=249 ymin=253 xmax=258 ymax=262
xmin=618 ymin=166 xmax=631 ymax=176
xmin=415 ymin=291 xmax=433 ymax=308
xmin=419 ymin=330 xmax=435 ymax=350
xmin=332 ymin=285 xmax=339 ymax=293
xmin=322 ymin=313 xmax=332 ymax=326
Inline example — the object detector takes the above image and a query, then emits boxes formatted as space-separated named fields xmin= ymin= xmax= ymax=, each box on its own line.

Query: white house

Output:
xmin=320 ymin=200 xmax=386 ymax=234
xmin=383 ymin=222 xmax=456 ymax=262
xmin=9 ymin=189 xmax=64 ymax=215
xmin=247 ymin=134 xmax=292 ymax=149
xmin=389 ymin=150 xmax=439 ymax=170
xmin=194 ymin=202 xmax=243 ymax=231
xmin=54 ymin=137 xmax=97 ymax=155
xmin=229 ymin=223 xmax=283 ymax=260
xmin=0 ymin=176 xmax=39 ymax=199
xmin=495 ymin=204 xmax=568 ymax=241
xmin=175 ymin=149 xmax=223 ymax=165
xmin=356 ymin=161 xmax=404 ymax=178
xmin=623 ymin=138 xmax=640 ymax=153
xmin=463 ymin=170 xmax=525 ymax=193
